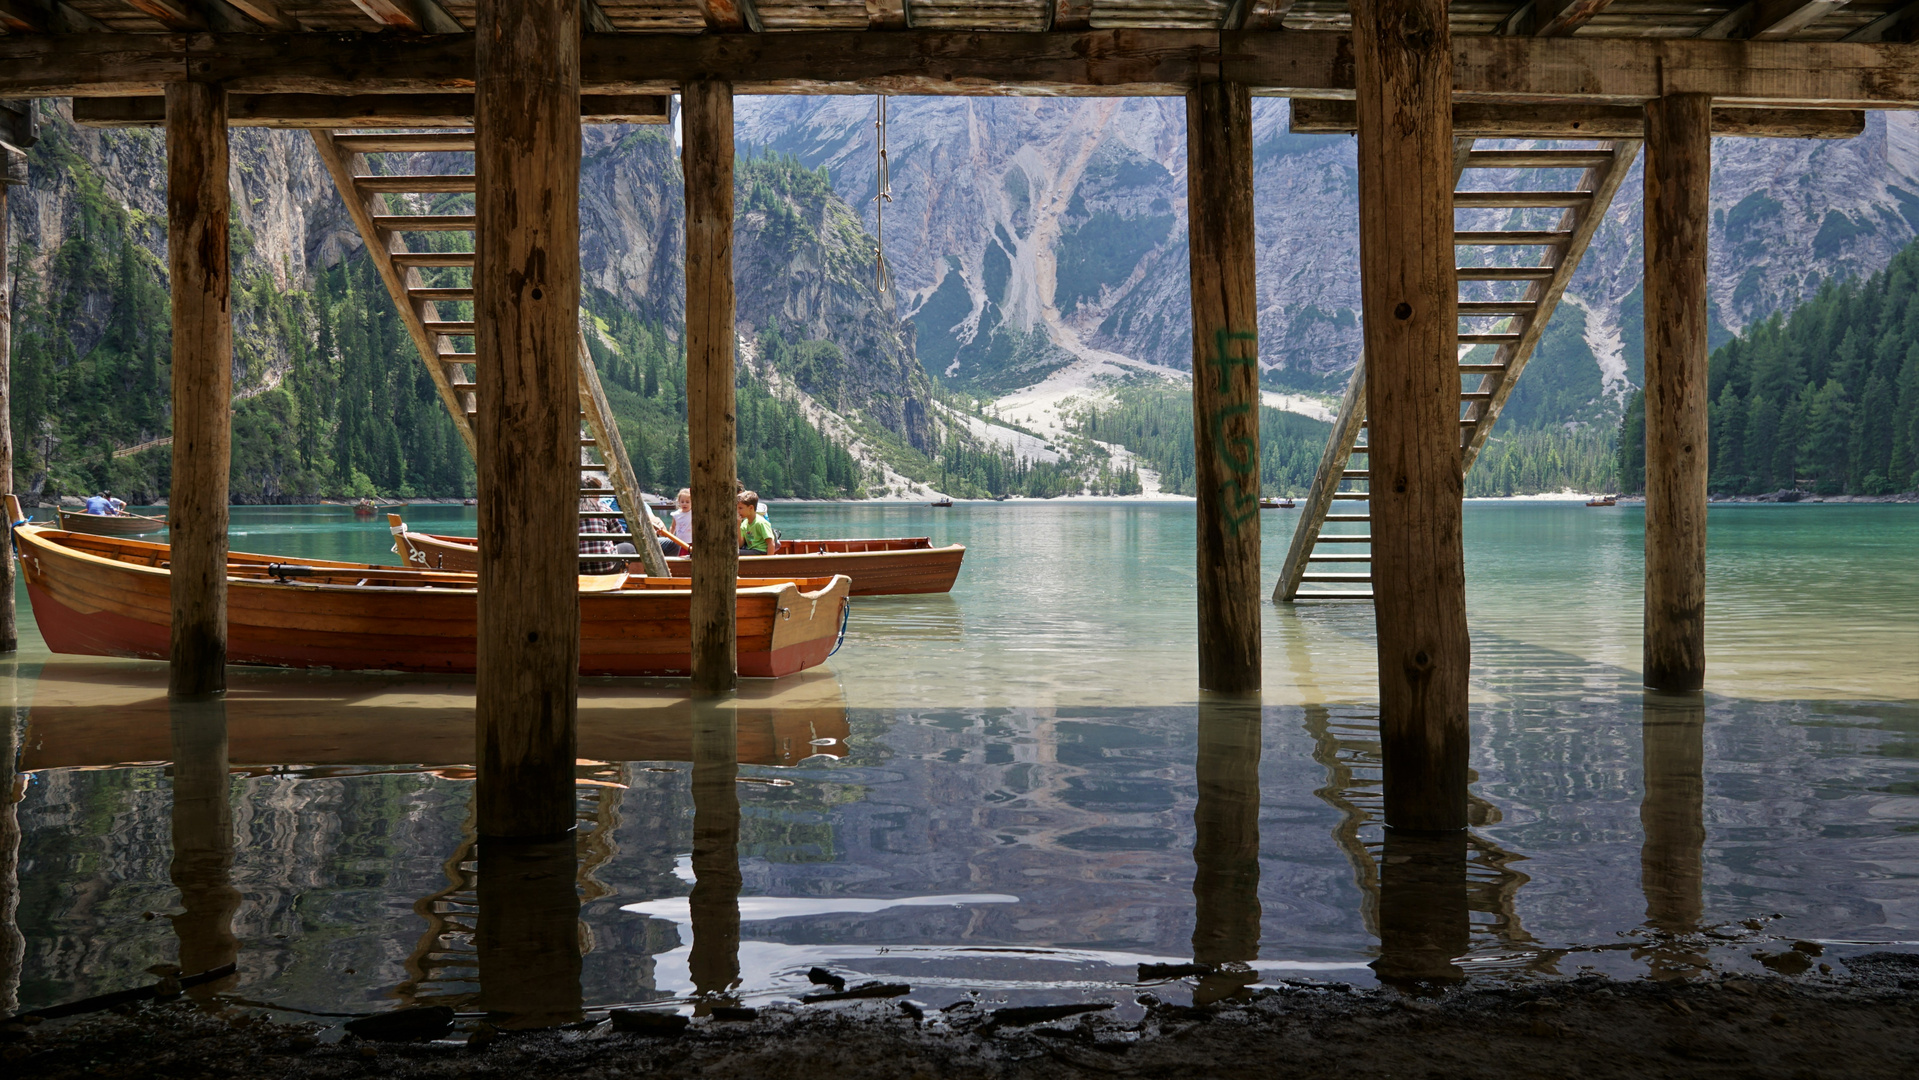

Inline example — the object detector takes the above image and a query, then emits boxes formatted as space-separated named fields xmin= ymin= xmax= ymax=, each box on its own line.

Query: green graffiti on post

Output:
xmin=1210 ymin=402 xmax=1257 ymax=474
xmin=1211 ymin=329 xmax=1259 ymax=393
xmin=1217 ymin=475 xmax=1260 ymax=536
xmin=1203 ymin=327 xmax=1260 ymax=535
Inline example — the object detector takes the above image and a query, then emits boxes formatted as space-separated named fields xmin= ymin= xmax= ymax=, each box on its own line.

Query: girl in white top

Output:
xmin=670 ymin=488 xmax=693 ymax=555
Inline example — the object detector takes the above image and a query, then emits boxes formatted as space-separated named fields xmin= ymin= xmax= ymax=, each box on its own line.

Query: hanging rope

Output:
xmin=874 ymin=94 xmax=894 ymax=298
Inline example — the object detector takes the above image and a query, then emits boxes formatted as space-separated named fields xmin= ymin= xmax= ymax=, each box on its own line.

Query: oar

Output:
xmin=650 ymin=516 xmax=692 ymax=556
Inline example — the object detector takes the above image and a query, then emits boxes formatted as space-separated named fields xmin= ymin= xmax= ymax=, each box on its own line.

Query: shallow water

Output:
xmin=3 ymin=501 xmax=1916 ymax=1022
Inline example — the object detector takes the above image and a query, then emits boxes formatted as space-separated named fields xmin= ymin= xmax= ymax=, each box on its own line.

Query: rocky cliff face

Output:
xmin=739 ymin=97 xmax=1919 ymax=422
xmin=6 ymin=101 xmax=936 ymax=460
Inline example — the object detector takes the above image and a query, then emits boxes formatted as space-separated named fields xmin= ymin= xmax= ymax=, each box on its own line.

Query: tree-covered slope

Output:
xmin=1616 ymin=233 xmax=1919 ymax=496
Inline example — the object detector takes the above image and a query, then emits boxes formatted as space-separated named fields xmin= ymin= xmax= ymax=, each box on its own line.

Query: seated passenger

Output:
xmin=578 ymin=478 xmax=621 ymax=575
xmin=737 ymin=490 xmax=777 ymax=556
xmin=83 ymin=492 xmax=113 ymax=516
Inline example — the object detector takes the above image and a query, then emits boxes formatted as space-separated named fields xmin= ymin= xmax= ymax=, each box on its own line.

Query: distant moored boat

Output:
xmin=1586 ymin=495 xmax=1618 ymax=507
xmin=931 ymin=497 xmax=954 ymax=508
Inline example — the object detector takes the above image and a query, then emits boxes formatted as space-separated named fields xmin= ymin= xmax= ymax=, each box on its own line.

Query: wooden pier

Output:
xmin=4 ymin=2 xmax=1912 ymax=836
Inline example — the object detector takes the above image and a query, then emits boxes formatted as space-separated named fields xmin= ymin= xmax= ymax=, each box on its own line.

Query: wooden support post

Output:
xmin=1354 ymin=0 xmax=1469 ymax=832
xmin=1639 ymin=690 xmax=1706 ymax=979
xmin=165 ymin=82 xmax=232 ymax=698
xmin=168 ymin=698 xmax=240 ymax=995
xmin=1185 ymin=78 xmax=1260 ymax=694
xmin=473 ymin=0 xmax=581 ymax=839
xmin=1 ymin=677 xmax=21 ymax=1015
xmin=0 ymin=177 xmax=15 ymax=654
xmin=475 ymin=838 xmax=583 ymax=1026
xmin=683 ymin=79 xmax=737 ymax=695
xmin=688 ymin=701 xmax=741 ymax=1001
xmin=1191 ymin=697 xmax=1261 ymax=1004
xmin=1642 ymin=93 xmax=1712 ymax=693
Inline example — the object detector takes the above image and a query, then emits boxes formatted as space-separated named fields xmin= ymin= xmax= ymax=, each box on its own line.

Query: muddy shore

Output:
xmin=8 ymin=956 xmax=1916 ymax=1080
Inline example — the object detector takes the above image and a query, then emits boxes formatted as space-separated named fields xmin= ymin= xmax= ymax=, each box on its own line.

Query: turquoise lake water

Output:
xmin=4 ymin=500 xmax=1916 ymax=1020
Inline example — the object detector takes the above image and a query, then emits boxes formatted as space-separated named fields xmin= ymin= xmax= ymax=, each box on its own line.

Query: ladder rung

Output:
xmin=1300 ymin=573 xmax=1372 ymax=582
xmin=1457 ymin=266 xmax=1555 ymax=281
xmin=1331 ymin=492 xmax=1370 ymax=501
xmin=1307 ymin=554 xmax=1372 ymax=562
xmin=1324 ymin=514 xmax=1370 ymax=522
xmin=1465 ymin=149 xmax=1613 ymax=170
xmin=1341 ymin=470 xmax=1369 ymax=479
xmin=1458 ymin=363 xmax=1506 ymax=373
xmin=372 ymin=214 xmax=476 ymax=232
xmin=439 ymin=353 xmax=477 ymax=365
xmin=1458 ymin=333 xmax=1522 ymax=345
xmin=393 ymin=252 xmax=475 ymax=268
xmin=450 ymin=378 xmax=475 ymax=389
xmin=355 ymin=175 xmax=477 ymax=194
xmin=1351 ymin=446 xmax=1370 ymax=454
xmin=1454 ymin=230 xmax=1574 ymax=246
xmin=410 ymin=287 xmax=474 ymax=302
xmin=1454 ymin=191 xmax=1594 ymax=209
xmin=424 ymin=321 xmax=476 ymax=336
xmin=333 ymin=132 xmax=475 ymax=154
xmin=1314 ymin=535 xmax=1372 ymax=544
xmin=1459 ymin=301 xmax=1537 ymax=315
xmin=580 ymin=438 xmax=597 ymax=446
xmin=1461 ymin=391 xmax=1494 ymax=400
xmin=1293 ymin=591 xmax=1375 ymax=600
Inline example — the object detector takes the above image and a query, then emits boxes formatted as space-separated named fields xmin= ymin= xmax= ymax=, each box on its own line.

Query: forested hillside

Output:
xmin=1616 ymin=233 xmax=1919 ymax=496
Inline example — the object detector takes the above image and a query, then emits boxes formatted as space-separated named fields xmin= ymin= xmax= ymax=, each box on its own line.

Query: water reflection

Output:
xmin=2 ymin=669 xmax=22 ymax=1016
xmin=475 ymin=838 xmax=582 ymax=1028
xmin=168 ymin=698 xmax=240 ymax=1000
xmin=1192 ymin=697 xmax=1260 ymax=1004
xmin=1372 ymin=830 xmax=1470 ymax=989
xmin=1638 ymin=690 xmax=1708 ymax=980
xmin=688 ymin=703 xmax=742 ymax=1006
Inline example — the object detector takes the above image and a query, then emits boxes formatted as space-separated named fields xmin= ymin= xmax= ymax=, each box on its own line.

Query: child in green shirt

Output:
xmin=737 ymin=490 xmax=778 ymax=556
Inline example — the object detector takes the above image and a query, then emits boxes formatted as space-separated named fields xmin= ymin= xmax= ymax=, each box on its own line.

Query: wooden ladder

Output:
xmin=311 ymin=129 xmax=669 ymax=576
xmin=1275 ymin=137 xmax=1641 ymax=602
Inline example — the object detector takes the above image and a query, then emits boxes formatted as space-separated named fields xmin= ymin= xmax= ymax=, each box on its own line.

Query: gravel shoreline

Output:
xmin=9 ymin=955 xmax=1916 ymax=1079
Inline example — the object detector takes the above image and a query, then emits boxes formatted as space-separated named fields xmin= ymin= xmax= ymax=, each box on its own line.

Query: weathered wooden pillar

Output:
xmin=1354 ymin=0 xmax=1469 ymax=831
xmin=1 ymin=677 xmax=22 ymax=1015
xmin=1639 ymin=690 xmax=1706 ymax=979
xmin=688 ymin=701 xmax=741 ymax=1002
xmin=165 ymin=82 xmax=232 ymax=698
xmin=476 ymin=838 xmax=583 ymax=1026
xmin=683 ymin=80 xmax=738 ymax=695
xmin=168 ymin=698 xmax=240 ymax=993
xmin=474 ymin=0 xmax=581 ymax=839
xmin=1191 ymin=697 xmax=1261 ymax=1004
xmin=1643 ymin=93 xmax=1712 ymax=693
xmin=1185 ymin=79 xmax=1261 ymax=694
xmin=1 ymin=174 xmax=15 ymax=655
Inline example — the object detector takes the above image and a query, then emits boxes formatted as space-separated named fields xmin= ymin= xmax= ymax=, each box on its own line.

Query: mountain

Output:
xmin=737 ymin=98 xmax=1919 ymax=428
xmin=4 ymin=102 xmax=951 ymax=503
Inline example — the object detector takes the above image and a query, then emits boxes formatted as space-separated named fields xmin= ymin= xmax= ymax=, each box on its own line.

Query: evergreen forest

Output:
xmin=1616 ymin=233 xmax=1919 ymax=496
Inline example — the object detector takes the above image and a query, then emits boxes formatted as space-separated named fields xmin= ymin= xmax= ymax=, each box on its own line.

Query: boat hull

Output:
xmin=17 ymin=528 xmax=849 ymax=679
xmin=55 ymin=509 xmax=166 ymax=536
xmin=396 ymin=526 xmax=964 ymax=596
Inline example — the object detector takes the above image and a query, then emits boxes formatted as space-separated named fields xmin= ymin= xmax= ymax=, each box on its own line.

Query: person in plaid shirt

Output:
xmin=579 ymin=476 xmax=621 ymax=575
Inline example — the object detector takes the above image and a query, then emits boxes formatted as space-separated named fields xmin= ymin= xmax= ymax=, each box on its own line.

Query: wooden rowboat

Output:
xmin=389 ymin=515 xmax=965 ymax=596
xmin=56 ymin=508 xmax=167 ymax=536
xmin=1586 ymin=495 xmax=1618 ymax=507
xmin=15 ymin=521 xmax=851 ymax=679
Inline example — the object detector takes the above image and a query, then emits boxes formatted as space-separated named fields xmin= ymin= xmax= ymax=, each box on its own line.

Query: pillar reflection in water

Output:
xmin=168 ymin=698 xmax=240 ymax=1000
xmin=688 ymin=702 xmax=742 ymax=1005
xmin=2 ymin=673 xmax=24 ymax=1017
xmin=475 ymin=836 xmax=583 ymax=1027
xmin=1191 ymin=697 xmax=1261 ymax=1004
xmin=1638 ymin=689 xmax=1707 ymax=979
xmin=1371 ymin=829 xmax=1469 ymax=990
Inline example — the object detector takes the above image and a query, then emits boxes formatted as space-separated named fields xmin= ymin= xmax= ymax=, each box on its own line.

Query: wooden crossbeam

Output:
xmin=348 ymin=0 xmax=461 ymax=33
xmin=694 ymin=0 xmax=760 ymax=32
xmin=1291 ymin=99 xmax=1867 ymax=139
xmin=6 ymin=31 xmax=1919 ymax=107
xmin=1752 ymin=0 xmax=1852 ymax=40
xmin=72 ymin=93 xmax=668 ymax=128
xmin=1533 ymin=0 xmax=1616 ymax=37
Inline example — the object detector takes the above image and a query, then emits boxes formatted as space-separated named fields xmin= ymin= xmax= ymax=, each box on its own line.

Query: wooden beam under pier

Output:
xmin=0 ymin=101 xmax=23 ymax=655
xmin=71 ymin=92 xmax=668 ymax=128
xmin=165 ymin=80 xmax=231 ymax=699
xmin=1186 ymin=78 xmax=1261 ymax=695
xmin=1642 ymin=93 xmax=1713 ymax=694
xmin=7 ymin=31 xmax=1919 ymax=107
xmin=473 ymin=0 xmax=582 ymax=840
xmin=1355 ymin=0 xmax=1469 ymax=832
xmin=1289 ymin=99 xmax=1867 ymax=140
xmin=683 ymin=78 xmax=738 ymax=696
